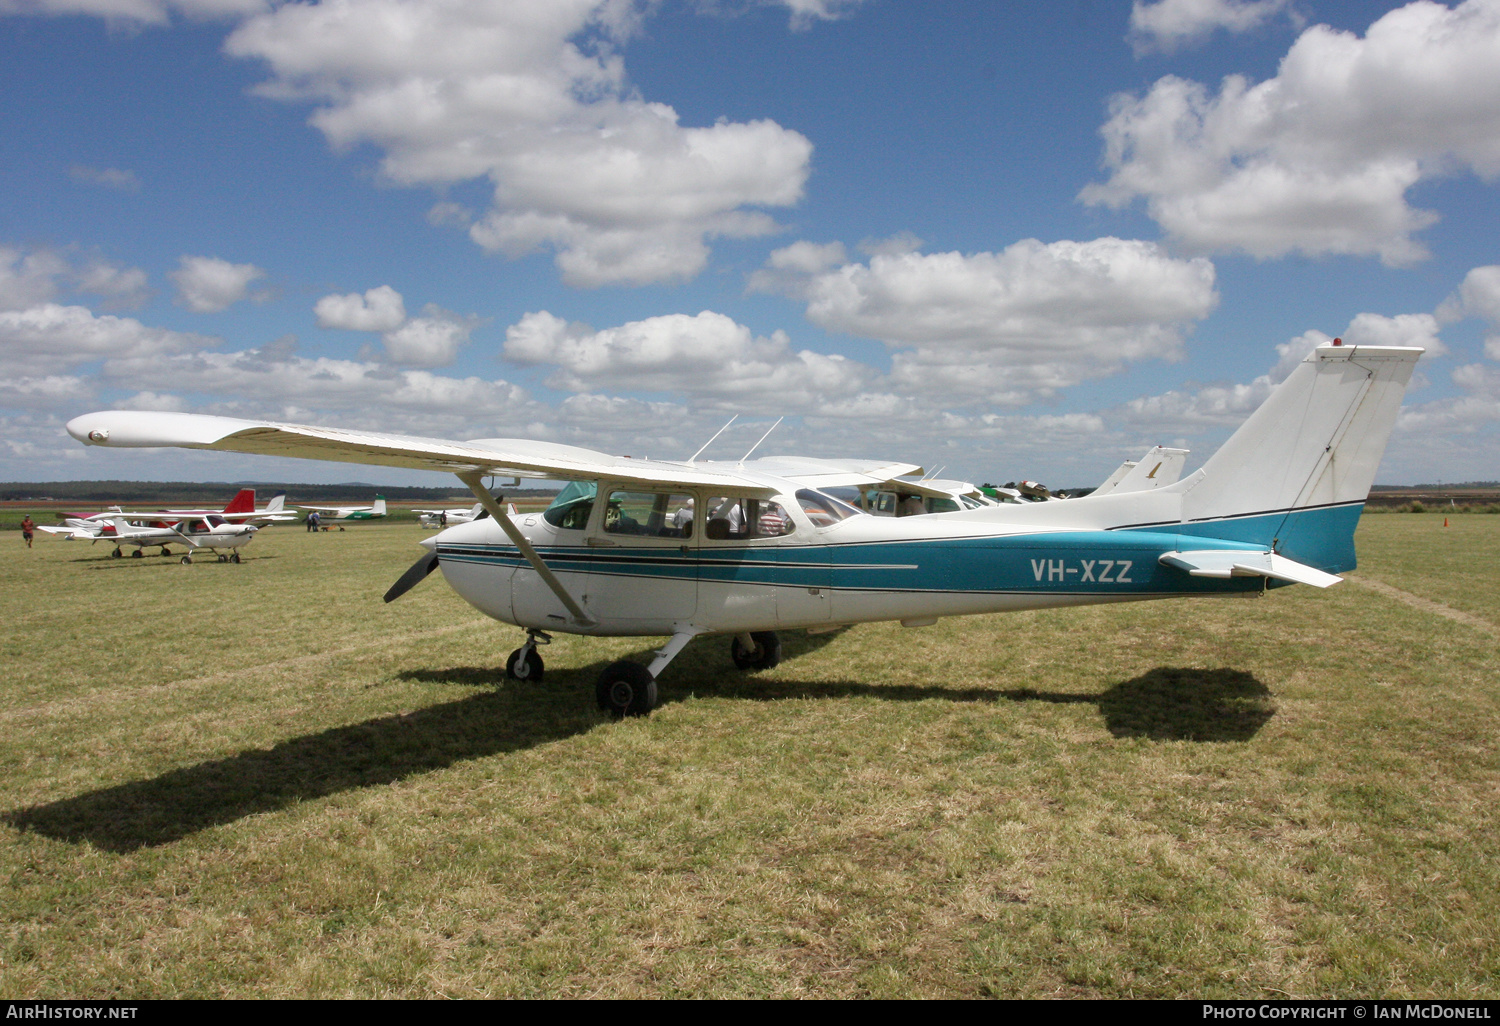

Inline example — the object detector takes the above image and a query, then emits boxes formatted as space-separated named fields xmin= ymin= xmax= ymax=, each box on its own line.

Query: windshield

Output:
xmin=795 ymin=488 xmax=863 ymax=528
xmin=542 ymin=480 xmax=598 ymax=529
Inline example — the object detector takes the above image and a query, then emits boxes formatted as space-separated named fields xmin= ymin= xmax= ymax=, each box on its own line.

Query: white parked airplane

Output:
xmin=160 ymin=489 xmax=297 ymax=523
xmin=45 ymin=515 xmax=258 ymax=562
xmin=1091 ymin=446 xmax=1191 ymax=498
xmin=415 ymin=503 xmax=485 ymax=529
xmin=297 ymin=496 xmax=387 ymax=525
xmin=68 ymin=340 xmax=1419 ymax=717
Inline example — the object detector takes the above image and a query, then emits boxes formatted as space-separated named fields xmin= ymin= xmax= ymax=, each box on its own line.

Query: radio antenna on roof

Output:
xmin=688 ymin=415 xmax=737 ymax=463
xmin=740 ymin=418 xmax=783 ymax=463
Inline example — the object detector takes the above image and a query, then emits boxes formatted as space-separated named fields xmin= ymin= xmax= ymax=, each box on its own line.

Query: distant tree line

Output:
xmin=0 ymin=480 xmax=557 ymax=503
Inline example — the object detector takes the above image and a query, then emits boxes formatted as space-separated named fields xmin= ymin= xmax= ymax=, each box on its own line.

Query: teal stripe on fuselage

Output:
xmin=435 ymin=504 xmax=1360 ymax=597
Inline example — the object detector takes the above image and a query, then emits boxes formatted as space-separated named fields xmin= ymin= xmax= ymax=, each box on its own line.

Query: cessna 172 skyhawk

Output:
xmin=67 ymin=340 xmax=1419 ymax=717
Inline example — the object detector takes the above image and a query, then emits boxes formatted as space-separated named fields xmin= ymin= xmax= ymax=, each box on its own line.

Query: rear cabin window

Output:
xmin=795 ymin=489 xmax=862 ymax=528
xmin=702 ymin=497 xmax=795 ymax=540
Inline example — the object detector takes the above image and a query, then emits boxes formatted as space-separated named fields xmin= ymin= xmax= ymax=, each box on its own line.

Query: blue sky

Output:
xmin=3 ymin=0 xmax=1499 ymax=487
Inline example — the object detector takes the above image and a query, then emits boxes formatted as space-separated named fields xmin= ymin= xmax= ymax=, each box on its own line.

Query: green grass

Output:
xmin=1 ymin=518 xmax=1497 ymax=998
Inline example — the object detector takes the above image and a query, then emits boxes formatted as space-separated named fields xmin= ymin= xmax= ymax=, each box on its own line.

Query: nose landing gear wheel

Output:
xmin=506 ymin=648 xmax=544 ymax=681
xmin=595 ymin=661 xmax=656 ymax=718
xmin=180 ymin=555 xmax=193 ymax=565
xmin=131 ymin=550 xmax=143 ymax=559
xmin=231 ymin=552 xmax=241 ymax=564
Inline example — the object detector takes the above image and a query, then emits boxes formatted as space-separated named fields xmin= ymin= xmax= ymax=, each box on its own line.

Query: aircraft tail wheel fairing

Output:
xmin=506 ymin=647 xmax=544 ymax=682
xmin=731 ymin=631 xmax=782 ymax=671
xmin=596 ymin=661 xmax=657 ymax=718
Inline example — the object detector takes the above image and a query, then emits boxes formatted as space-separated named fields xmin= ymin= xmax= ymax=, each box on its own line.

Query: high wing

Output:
xmin=67 ymin=411 xmax=782 ymax=497
xmin=734 ymin=456 xmax=924 ymax=489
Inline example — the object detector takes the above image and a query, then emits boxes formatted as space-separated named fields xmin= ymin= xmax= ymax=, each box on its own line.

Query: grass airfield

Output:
xmin=1 ymin=516 xmax=1497 ymax=998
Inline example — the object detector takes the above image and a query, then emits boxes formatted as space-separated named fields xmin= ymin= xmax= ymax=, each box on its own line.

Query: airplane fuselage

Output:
xmin=424 ymin=480 xmax=1349 ymax=638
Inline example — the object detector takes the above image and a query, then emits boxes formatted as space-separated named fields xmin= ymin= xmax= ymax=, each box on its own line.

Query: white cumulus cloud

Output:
xmin=313 ymin=286 xmax=477 ymax=367
xmin=756 ymin=236 xmax=1218 ymax=405
xmin=0 ymin=0 xmax=268 ymax=26
xmin=0 ymin=246 xmax=68 ymax=312
xmin=0 ymin=245 xmax=151 ymax=312
xmin=382 ymin=305 xmax=478 ymax=367
xmin=314 ymin=284 xmax=407 ymax=332
xmin=504 ymin=309 xmax=873 ymax=409
xmin=1437 ymin=264 xmax=1500 ymax=359
xmin=223 ymin=0 xmax=813 ymax=287
xmin=0 ymin=303 xmax=217 ymax=377
xmin=1085 ymin=0 xmax=1500 ymax=265
xmin=170 ymin=255 xmax=267 ymax=313
xmin=1128 ymin=0 xmax=1300 ymax=55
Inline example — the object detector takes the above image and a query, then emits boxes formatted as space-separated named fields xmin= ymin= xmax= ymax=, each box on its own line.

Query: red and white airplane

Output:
xmin=158 ymin=489 xmax=297 ymax=523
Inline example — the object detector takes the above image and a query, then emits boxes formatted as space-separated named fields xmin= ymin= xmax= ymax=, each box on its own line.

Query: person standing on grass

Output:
xmin=21 ymin=514 xmax=35 ymax=548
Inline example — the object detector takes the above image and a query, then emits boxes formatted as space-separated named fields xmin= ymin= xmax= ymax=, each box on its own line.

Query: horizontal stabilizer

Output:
xmin=1159 ymin=549 xmax=1343 ymax=588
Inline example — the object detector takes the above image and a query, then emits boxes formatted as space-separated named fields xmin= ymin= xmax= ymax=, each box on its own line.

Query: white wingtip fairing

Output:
xmin=67 ymin=411 xmax=257 ymax=449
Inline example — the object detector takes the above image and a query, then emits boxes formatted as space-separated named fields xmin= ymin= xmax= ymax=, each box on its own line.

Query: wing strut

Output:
xmin=455 ymin=470 xmax=596 ymax=627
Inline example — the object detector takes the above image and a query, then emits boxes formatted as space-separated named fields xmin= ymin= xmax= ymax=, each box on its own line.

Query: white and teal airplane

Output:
xmin=296 ymin=495 xmax=387 ymax=525
xmin=67 ymin=340 xmax=1419 ymax=718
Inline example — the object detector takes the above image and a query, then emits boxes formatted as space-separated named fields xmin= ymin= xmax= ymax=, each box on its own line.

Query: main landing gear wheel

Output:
xmin=217 ymin=554 xmax=228 ymax=563
xmin=731 ymin=631 xmax=782 ymax=671
xmin=596 ymin=661 xmax=657 ymax=719
xmin=111 ymin=548 xmax=122 ymax=559
xmin=231 ymin=552 xmax=241 ymax=564
xmin=180 ymin=555 xmax=193 ymax=565
xmin=506 ymin=647 xmax=544 ymax=682
xmin=130 ymin=550 xmax=143 ymax=559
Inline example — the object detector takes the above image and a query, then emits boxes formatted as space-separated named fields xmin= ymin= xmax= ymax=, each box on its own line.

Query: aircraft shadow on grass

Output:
xmin=4 ymin=641 xmax=1271 ymax=853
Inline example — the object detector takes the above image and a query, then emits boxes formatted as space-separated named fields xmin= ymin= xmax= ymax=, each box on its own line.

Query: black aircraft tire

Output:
xmin=730 ymin=631 xmax=782 ymax=671
xmin=506 ymin=648 xmax=544 ymax=682
xmin=131 ymin=550 xmax=143 ymax=559
xmin=231 ymin=552 xmax=241 ymax=564
xmin=180 ymin=555 xmax=192 ymax=565
xmin=595 ymin=661 xmax=657 ymax=719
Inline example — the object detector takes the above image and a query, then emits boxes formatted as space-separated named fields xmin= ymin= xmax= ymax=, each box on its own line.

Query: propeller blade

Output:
xmin=384 ymin=550 xmax=440 ymax=603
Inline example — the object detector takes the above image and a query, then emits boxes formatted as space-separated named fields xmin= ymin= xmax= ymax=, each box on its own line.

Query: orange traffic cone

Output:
xmin=1444 ymin=517 xmax=1449 ymax=527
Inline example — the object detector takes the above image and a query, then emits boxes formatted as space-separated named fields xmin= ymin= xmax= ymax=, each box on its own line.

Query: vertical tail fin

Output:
xmin=372 ymin=496 xmax=387 ymax=516
xmin=1097 ymin=446 xmax=1189 ymax=496
xmin=266 ymin=493 xmax=286 ymax=512
xmin=223 ymin=489 xmax=256 ymax=515
xmin=1180 ymin=343 xmax=1421 ymax=571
